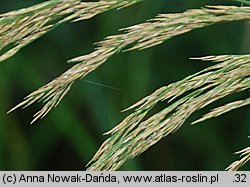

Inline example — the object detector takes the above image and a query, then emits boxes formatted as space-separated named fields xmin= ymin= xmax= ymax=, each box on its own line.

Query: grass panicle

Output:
xmin=0 ymin=0 xmax=143 ymax=63
xmin=226 ymin=145 xmax=250 ymax=171
xmin=9 ymin=5 xmax=250 ymax=124
xmin=2 ymin=1 xmax=250 ymax=170
xmin=87 ymin=55 xmax=250 ymax=170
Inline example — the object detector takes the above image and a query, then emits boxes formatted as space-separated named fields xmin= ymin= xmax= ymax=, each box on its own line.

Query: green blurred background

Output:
xmin=0 ymin=0 xmax=249 ymax=170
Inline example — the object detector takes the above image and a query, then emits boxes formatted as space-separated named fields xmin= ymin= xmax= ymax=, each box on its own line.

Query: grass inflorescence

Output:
xmin=87 ymin=55 xmax=250 ymax=170
xmin=1 ymin=1 xmax=249 ymax=170
xmin=0 ymin=0 xmax=143 ymax=63
xmin=9 ymin=5 xmax=250 ymax=124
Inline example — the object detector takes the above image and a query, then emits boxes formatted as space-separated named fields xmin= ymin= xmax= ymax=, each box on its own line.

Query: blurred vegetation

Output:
xmin=0 ymin=0 xmax=249 ymax=170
